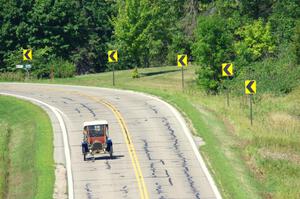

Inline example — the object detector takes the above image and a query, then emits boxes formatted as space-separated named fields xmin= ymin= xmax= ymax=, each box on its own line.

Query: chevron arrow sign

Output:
xmin=222 ymin=63 xmax=233 ymax=77
xmin=245 ymin=80 xmax=256 ymax=94
xmin=108 ymin=50 xmax=118 ymax=63
xmin=23 ymin=49 xmax=32 ymax=61
xmin=177 ymin=54 xmax=187 ymax=67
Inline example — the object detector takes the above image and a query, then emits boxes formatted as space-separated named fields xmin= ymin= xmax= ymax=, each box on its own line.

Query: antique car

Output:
xmin=81 ymin=120 xmax=113 ymax=161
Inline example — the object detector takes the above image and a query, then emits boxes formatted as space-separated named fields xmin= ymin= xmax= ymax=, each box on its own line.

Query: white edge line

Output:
xmin=153 ymin=96 xmax=223 ymax=199
xmin=1 ymin=83 xmax=222 ymax=198
xmin=0 ymin=92 xmax=74 ymax=199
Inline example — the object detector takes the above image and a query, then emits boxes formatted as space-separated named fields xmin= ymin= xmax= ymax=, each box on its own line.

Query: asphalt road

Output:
xmin=0 ymin=83 xmax=221 ymax=199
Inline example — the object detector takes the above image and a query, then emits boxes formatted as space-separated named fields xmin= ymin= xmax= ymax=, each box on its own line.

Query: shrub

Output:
xmin=192 ymin=15 xmax=234 ymax=93
xmin=292 ymin=20 xmax=300 ymax=65
xmin=0 ymin=72 xmax=25 ymax=81
xmin=131 ymin=67 xmax=140 ymax=78
xmin=52 ymin=58 xmax=76 ymax=78
xmin=31 ymin=58 xmax=75 ymax=79
xmin=230 ymin=44 xmax=300 ymax=95
xmin=234 ymin=19 xmax=275 ymax=62
xmin=195 ymin=66 xmax=219 ymax=94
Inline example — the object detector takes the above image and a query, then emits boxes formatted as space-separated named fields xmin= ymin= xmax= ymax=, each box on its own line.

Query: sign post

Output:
xmin=222 ymin=63 xmax=233 ymax=107
xmin=22 ymin=49 xmax=33 ymax=79
xmin=177 ymin=54 xmax=188 ymax=91
xmin=108 ymin=50 xmax=118 ymax=86
xmin=245 ymin=80 xmax=256 ymax=125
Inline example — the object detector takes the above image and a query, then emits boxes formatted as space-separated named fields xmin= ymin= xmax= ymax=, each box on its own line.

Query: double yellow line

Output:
xmin=81 ymin=94 xmax=149 ymax=199
xmin=42 ymin=87 xmax=149 ymax=198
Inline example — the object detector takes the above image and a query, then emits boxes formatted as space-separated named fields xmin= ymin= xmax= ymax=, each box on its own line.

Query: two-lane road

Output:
xmin=0 ymin=83 xmax=221 ymax=199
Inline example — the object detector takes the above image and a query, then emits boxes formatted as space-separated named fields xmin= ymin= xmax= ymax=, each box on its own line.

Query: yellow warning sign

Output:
xmin=222 ymin=63 xmax=233 ymax=77
xmin=177 ymin=54 xmax=187 ymax=67
xmin=23 ymin=49 xmax=32 ymax=61
xmin=108 ymin=50 xmax=118 ymax=63
xmin=245 ymin=80 xmax=256 ymax=94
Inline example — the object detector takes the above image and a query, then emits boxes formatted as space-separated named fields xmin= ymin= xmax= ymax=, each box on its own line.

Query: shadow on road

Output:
xmin=86 ymin=154 xmax=124 ymax=161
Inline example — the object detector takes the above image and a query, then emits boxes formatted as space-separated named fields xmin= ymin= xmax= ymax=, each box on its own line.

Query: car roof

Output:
xmin=83 ymin=120 xmax=108 ymax=127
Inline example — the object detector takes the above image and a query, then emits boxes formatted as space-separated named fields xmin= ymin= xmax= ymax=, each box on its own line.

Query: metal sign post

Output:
xmin=181 ymin=66 xmax=184 ymax=90
xmin=245 ymin=80 xmax=256 ymax=126
xmin=222 ymin=63 xmax=233 ymax=107
xmin=250 ymin=95 xmax=253 ymax=126
xmin=226 ymin=77 xmax=230 ymax=107
xmin=113 ymin=65 xmax=115 ymax=86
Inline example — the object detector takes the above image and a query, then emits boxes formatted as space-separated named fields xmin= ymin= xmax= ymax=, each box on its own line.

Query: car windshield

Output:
xmin=86 ymin=125 xmax=106 ymax=137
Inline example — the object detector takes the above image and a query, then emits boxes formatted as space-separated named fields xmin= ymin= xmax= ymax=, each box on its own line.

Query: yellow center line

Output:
xmin=79 ymin=94 xmax=149 ymax=199
xmin=27 ymin=86 xmax=149 ymax=198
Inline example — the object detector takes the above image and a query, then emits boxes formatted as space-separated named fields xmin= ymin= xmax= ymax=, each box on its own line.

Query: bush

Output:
xmin=52 ymin=58 xmax=76 ymax=78
xmin=234 ymin=19 xmax=275 ymax=62
xmin=131 ymin=67 xmax=140 ymax=78
xmin=0 ymin=72 xmax=25 ymax=81
xmin=292 ymin=20 xmax=300 ymax=64
xmin=229 ymin=44 xmax=300 ymax=95
xmin=31 ymin=58 xmax=75 ymax=79
xmin=192 ymin=15 xmax=234 ymax=93
xmin=31 ymin=66 xmax=51 ymax=79
xmin=195 ymin=66 xmax=219 ymax=94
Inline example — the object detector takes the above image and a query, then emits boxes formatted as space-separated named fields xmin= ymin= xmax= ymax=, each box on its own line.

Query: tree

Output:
xmin=0 ymin=0 xmax=115 ymax=74
xmin=268 ymin=0 xmax=300 ymax=43
xmin=239 ymin=0 xmax=274 ymax=19
xmin=234 ymin=19 xmax=275 ymax=63
xmin=0 ymin=0 xmax=34 ymax=69
xmin=192 ymin=16 xmax=234 ymax=93
xmin=113 ymin=0 xmax=179 ymax=68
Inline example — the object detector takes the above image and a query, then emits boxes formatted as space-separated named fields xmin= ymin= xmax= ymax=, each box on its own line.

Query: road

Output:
xmin=0 ymin=83 xmax=221 ymax=199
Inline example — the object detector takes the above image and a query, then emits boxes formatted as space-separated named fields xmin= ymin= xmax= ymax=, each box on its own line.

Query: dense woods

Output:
xmin=0 ymin=0 xmax=299 ymax=93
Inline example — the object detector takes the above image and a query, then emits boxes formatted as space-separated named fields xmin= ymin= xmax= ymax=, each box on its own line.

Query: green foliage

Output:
xmin=239 ymin=0 xmax=274 ymax=19
xmin=231 ymin=45 xmax=300 ymax=95
xmin=2 ymin=49 xmax=23 ymax=72
xmin=293 ymin=20 xmax=300 ymax=64
xmin=0 ymin=72 xmax=24 ymax=81
xmin=131 ymin=67 xmax=140 ymax=78
xmin=268 ymin=0 xmax=300 ymax=43
xmin=0 ymin=0 xmax=299 ymax=95
xmin=32 ymin=58 xmax=75 ymax=79
xmin=234 ymin=19 xmax=275 ymax=63
xmin=0 ymin=0 xmax=115 ymax=73
xmin=195 ymin=67 xmax=219 ymax=93
xmin=192 ymin=15 xmax=234 ymax=92
xmin=113 ymin=0 xmax=179 ymax=68
xmin=52 ymin=58 xmax=76 ymax=78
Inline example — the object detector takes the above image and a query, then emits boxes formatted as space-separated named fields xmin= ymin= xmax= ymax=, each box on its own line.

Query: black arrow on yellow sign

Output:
xmin=247 ymin=81 xmax=255 ymax=93
xmin=25 ymin=51 xmax=30 ymax=60
xmin=178 ymin=55 xmax=186 ymax=66
xmin=23 ymin=49 xmax=32 ymax=60
xmin=224 ymin=64 xmax=231 ymax=76
xmin=245 ymin=80 xmax=256 ymax=94
xmin=109 ymin=51 xmax=116 ymax=62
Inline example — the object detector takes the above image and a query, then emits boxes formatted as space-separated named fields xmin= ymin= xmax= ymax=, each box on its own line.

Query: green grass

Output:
xmin=0 ymin=96 xmax=54 ymax=199
xmin=18 ymin=65 xmax=300 ymax=198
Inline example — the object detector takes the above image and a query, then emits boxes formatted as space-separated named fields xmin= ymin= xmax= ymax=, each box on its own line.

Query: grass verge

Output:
xmin=0 ymin=96 xmax=54 ymax=199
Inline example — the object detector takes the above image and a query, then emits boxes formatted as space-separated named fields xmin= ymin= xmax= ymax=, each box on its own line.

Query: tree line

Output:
xmin=0 ymin=0 xmax=299 ymax=93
